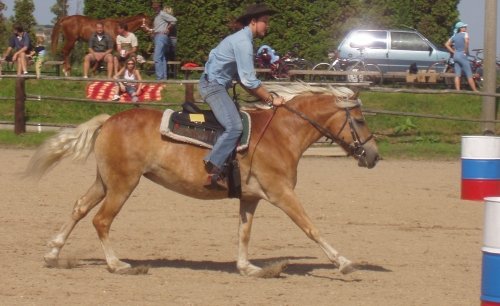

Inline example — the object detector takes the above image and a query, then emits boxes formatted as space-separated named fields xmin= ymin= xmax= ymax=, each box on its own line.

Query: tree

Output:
xmin=51 ymin=0 xmax=69 ymax=25
xmin=81 ymin=0 xmax=460 ymax=64
xmin=12 ymin=0 xmax=36 ymax=37
xmin=0 ymin=0 xmax=8 ymax=51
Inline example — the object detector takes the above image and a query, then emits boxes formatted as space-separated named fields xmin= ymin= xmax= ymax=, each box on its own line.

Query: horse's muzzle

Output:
xmin=356 ymin=143 xmax=379 ymax=169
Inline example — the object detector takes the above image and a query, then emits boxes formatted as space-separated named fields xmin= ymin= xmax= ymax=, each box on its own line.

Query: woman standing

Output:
xmin=445 ymin=21 xmax=478 ymax=91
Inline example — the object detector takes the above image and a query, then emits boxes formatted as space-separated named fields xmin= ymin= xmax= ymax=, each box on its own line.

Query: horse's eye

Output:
xmin=354 ymin=117 xmax=365 ymax=124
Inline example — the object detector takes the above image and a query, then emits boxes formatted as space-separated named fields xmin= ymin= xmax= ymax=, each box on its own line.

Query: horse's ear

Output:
xmin=351 ymin=89 xmax=360 ymax=100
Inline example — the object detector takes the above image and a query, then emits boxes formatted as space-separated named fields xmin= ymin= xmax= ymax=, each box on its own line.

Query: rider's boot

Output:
xmin=203 ymin=161 xmax=227 ymax=190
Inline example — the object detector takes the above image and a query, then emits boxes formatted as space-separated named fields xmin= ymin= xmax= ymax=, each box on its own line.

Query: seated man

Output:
xmin=113 ymin=22 xmax=138 ymax=75
xmin=83 ymin=22 xmax=114 ymax=79
xmin=1 ymin=25 xmax=32 ymax=75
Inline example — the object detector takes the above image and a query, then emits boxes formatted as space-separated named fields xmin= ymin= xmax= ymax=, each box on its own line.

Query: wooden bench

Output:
xmin=0 ymin=59 xmax=64 ymax=76
xmin=43 ymin=60 xmax=64 ymax=76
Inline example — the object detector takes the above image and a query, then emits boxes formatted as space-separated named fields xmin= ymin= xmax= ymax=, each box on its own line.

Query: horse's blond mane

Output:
xmin=265 ymin=82 xmax=360 ymax=108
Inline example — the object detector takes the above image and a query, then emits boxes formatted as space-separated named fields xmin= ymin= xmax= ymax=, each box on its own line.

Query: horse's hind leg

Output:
xmin=237 ymin=199 xmax=261 ymax=276
xmin=92 ymin=176 xmax=141 ymax=272
xmin=44 ymin=175 xmax=106 ymax=266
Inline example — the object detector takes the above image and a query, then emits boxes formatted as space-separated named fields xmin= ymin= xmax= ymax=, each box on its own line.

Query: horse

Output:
xmin=51 ymin=14 xmax=151 ymax=76
xmin=25 ymin=83 xmax=379 ymax=277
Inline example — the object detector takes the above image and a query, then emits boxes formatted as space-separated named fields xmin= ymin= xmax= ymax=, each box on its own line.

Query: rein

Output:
xmin=282 ymin=103 xmax=373 ymax=159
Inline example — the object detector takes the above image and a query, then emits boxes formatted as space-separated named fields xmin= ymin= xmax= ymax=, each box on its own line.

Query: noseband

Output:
xmin=282 ymin=103 xmax=374 ymax=159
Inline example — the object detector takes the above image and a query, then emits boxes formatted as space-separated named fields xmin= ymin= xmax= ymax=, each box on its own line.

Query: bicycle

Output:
xmin=344 ymin=47 xmax=383 ymax=85
xmin=311 ymin=48 xmax=383 ymax=84
xmin=310 ymin=51 xmax=349 ymax=82
xmin=281 ymin=44 xmax=313 ymax=71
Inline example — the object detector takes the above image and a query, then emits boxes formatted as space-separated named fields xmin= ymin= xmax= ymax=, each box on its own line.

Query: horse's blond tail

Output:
xmin=25 ymin=114 xmax=111 ymax=180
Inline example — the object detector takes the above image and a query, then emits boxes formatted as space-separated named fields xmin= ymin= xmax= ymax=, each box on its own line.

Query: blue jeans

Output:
xmin=198 ymin=75 xmax=243 ymax=169
xmin=154 ymin=34 xmax=169 ymax=80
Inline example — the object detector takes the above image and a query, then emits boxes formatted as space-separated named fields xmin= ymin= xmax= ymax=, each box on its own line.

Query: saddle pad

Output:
xmin=159 ymin=109 xmax=251 ymax=151
xmin=86 ymin=81 xmax=164 ymax=102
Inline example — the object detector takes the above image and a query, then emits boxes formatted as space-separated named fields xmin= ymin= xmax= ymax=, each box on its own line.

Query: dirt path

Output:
xmin=0 ymin=148 xmax=483 ymax=305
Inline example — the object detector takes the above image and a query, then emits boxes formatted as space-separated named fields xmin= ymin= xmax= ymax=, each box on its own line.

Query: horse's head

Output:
xmin=325 ymin=93 xmax=379 ymax=169
xmin=270 ymin=83 xmax=379 ymax=169
xmin=121 ymin=13 xmax=152 ymax=32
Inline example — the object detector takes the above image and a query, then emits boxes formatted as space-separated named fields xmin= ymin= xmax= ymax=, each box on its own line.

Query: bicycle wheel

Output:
xmin=284 ymin=63 xmax=305 ymax=80
xmin=311 ymin=62 xmax=334 ymax=82
xmin=365 ymin=63 xmax=383 ymax=85
xmin=346 ymin=61 xmax=364 ymax=83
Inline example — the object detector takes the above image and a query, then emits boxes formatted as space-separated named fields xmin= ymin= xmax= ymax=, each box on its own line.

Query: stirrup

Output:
xmin=204 ymin=174 xmax=227 ymax=190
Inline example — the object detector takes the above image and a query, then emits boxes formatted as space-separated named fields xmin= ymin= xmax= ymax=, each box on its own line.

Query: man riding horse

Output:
xmin=199 ymin=3 xmax=286 ymax=190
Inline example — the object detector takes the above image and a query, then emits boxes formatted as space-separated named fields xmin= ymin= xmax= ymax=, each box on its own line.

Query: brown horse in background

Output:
xmin=51 ymin=14 xmax=151 ymax=76
xmin=26 ymin=83 xmax=379 ymax=277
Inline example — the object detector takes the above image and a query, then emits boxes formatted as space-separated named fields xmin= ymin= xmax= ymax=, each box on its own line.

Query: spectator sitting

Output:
xmin=112 ymin=59 xmax=143 ymax=103
xmin=1 ymin=25 xmax=32 ymax=75
xmin=113 ymin=22 xmax=138 ymax=75
xmin=83 ymin=22 xmax=114 ymax=79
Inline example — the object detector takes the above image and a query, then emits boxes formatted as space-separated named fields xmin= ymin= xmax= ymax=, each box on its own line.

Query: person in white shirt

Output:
xmin=112 ymin=59 xmax=143 ymax=103
xmin=113 ymin=22 xmax=138 ymax=75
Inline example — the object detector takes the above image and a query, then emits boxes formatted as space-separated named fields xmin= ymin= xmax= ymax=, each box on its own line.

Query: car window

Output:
xmin=349 ymin=31 xmax=387 ymax=49
xmin=391 ymin=32 xmax=430 ymax=51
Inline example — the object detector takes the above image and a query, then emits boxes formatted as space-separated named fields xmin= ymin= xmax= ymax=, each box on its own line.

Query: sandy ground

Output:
xmin=0 ymin=148 xmax=483 ymax=305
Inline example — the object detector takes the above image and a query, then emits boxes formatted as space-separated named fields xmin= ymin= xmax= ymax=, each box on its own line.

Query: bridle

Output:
xmin=282 ymin=103 xmax=374 ymax=159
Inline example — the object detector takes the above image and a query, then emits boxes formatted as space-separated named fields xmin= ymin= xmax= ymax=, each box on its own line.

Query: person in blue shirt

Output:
xmin=1 ymin=25 xmax=32 ymax=75
xmin=198 ymin=3 xmax=286 ymax=190
xmin=444 ymin=21 xmax=478 ymax=91
xmin=142 ymin=2 xmax=177 ymax=80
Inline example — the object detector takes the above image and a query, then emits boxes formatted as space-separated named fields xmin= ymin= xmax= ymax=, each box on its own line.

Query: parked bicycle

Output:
xmin=345 ymin=47 xmax=383 ymax=85
xmin=311 ymin=48 xmax=383 ymax=85
xmin=427 ymin=48 xmax=483 ymax=89
xmin=310 ymin=51 xmax=349 ymax=82
xmin=281 ymin=44 xmax=312 ymax=71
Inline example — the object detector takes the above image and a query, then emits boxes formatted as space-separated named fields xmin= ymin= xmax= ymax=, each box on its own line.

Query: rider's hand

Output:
xmin=272 ymin=96 xmax=286 ymax=106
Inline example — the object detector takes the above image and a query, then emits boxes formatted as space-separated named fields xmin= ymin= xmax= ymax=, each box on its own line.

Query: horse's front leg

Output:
xmin=236 ymin=198 xmax=261 ymax=276
xmin=271 ymin=189 xmax=355 ymax=274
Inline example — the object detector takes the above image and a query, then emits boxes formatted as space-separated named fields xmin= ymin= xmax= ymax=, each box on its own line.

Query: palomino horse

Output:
xmin=51 ymin=14 xmax=151 ymax=76
xmin=26 ymin=83 xmax=379 ymax=276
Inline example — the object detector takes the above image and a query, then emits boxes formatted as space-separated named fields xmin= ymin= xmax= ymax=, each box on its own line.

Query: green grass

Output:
xmin=0 ymin=77 xmax=498 ymax=159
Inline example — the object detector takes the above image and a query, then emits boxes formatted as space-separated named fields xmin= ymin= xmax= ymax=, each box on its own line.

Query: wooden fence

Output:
xmin=1 ymin=74 xmax=499 ymax=135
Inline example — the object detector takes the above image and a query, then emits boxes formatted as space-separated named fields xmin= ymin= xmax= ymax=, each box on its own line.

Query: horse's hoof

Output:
xmin=339 ymin=258 xmax=357 ymax=274
xmin=237 ymin=262 xmax=262 ymax=276
xmin=107 ymin=260 xmax=132 ymax=273
xmin=44 ymin=254 xmax=59 ymax=268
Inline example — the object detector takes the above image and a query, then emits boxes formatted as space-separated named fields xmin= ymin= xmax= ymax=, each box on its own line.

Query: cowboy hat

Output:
xmin=236 ymin=3 xmax=277 ymax=24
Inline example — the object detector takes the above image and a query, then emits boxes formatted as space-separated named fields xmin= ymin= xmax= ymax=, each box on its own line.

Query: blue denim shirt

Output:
xmin=204 ymin=26 xmax=261 ymax=90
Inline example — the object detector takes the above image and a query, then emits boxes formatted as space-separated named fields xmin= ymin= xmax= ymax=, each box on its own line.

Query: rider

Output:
xmin=198 ymin=3 xmax=286 ymax=190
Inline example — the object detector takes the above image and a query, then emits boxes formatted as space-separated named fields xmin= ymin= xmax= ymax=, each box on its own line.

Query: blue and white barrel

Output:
xmin=481 ymin=197 xmax=500 ymax=306
xmin=461 ymin=136 xmax=500 ymax=201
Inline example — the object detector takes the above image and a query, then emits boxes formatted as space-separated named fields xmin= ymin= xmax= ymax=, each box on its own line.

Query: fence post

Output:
xmin=184 ymin=83 xmax=195 ymax=103
xmin=481 ymin=0 xmax=497 ymax=134
xmin=14 ymin=77 xmax=26 ymax=134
